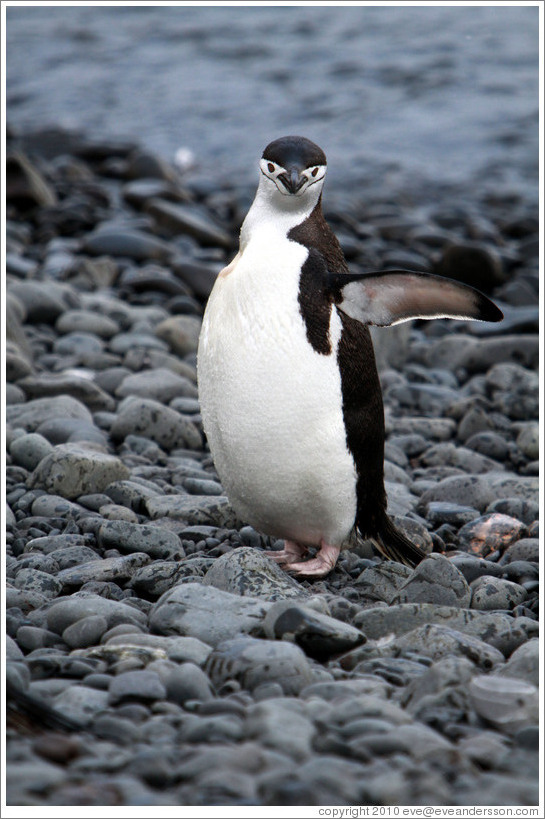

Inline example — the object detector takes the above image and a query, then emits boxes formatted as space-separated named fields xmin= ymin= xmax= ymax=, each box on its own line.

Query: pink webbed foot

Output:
xmin=266 ymin=540 xmax=309 ymax=566
xmin=287 ymin=540 xmax=341 ymax=578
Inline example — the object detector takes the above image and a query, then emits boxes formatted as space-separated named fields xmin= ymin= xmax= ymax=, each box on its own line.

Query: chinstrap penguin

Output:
xmin=197 ymin=136 xmax=503 ymax=577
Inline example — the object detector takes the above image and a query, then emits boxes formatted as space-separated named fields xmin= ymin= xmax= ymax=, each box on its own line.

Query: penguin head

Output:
xmin=259 ymin=136 xmax=327 ymax=201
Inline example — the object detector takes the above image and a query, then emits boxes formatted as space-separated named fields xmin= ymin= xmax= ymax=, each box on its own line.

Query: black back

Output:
xmin=288 ymin=201 xmax=388 ymax=535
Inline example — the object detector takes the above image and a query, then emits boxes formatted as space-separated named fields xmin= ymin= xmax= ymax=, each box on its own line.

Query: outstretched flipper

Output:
xmin=328 ymin=269 xmax=503 ymax=327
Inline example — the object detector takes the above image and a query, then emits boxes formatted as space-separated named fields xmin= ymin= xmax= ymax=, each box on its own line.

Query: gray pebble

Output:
xmin=203 ymin=547 xmax=306 ymax=602
xmin=45 ymin=593 xmax=147 ymax=634
xmin=9 ymin=432 xmax=54 ymax=470
xmin=470 ymin=575 xmax=527 ymax=610
xmin=56 ymin=552 xmax=150 ymax=588
xmin=52 ymin=684 xmax=110 ymax=724
xmin=29 ymin=442 xmax=129 ymax=500
xmin=205 ymin=635 xmax=314 ymax=695
xmin=55 ymin=309 xmax=120 ymax=338
xmin=149 ymin=582 xmax=269 ymax=647
xmin=469 ymin=674 xmax=538 ymax=733
xmin=146 ymin=659 xmax=213 ymax=704
xmin=502 ymin=538 xmax=539 ymax=563
xmin=246 ymin=699 xmax=315 ymax=760
xmin=109 ymin=670 xmax=167 ymax=703
xmin=106 ymin=633 xmax=211 ymax=665
xmin=391 ymin=554 xmax=471 ymax=608
xmin=62 ymin=615 xmax=110 ymax=648
xmin=98 ymin=519 xmax=184 ymax=560
xmin=110 ymin=396 xmax=202 ymax=450
xmin=393 ymin=624 xmax=505 ymax=671
xmin=14 ymin=568 xmax=62 ymax=600
xmin=494 ymin=639 xmax=539 ymax=686
xmin=116 ymin=367 xmax=198 ymax=404
xmin=16 ymin=625 xmax=62 ymax=651
xmin=354 ymin=561 xmax=412 ymax=603
xmin=262 ymin=599 xmax=365 ymax=660
xmin=6 ymin=394 xmax=92 ymax=432
xmin=145 ymin=493 xmax=238 ymax=528
xmin=425 ymin=501 xmax=480 ymax=527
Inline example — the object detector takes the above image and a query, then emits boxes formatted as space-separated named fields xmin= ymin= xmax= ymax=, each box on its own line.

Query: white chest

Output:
xmin=197 ymin=228 xmax=358 ymax=545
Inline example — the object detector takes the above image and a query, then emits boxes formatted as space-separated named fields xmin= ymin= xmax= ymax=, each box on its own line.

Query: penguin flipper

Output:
xmin=328 ymin=270 xmax=503 ymax=327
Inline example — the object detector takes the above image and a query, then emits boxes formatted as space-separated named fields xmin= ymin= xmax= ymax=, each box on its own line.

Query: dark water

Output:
xmin=6 ymin=4 xmax=539 ymax=196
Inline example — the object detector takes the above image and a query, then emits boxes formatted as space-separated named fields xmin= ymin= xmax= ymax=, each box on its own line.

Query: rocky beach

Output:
xmin=4 ymin=119 xmax=540 ymax=807
xmin=4 ymin=3 xmax=540 ymax=810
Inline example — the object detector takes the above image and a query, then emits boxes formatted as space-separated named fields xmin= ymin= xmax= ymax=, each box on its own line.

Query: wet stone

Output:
xmin=205 ymin=636 xmax=314 ymax=695
xmin=495 ymin=639 xmax=539 ymax=686
xmin=98 ymin=519 xmax=185 ymax=560
xmin=425 ymin=501 xmax=480 ymax=527
xmin=457 ymin=513 xmax=527 ymax=557
xmin=470 ymin=576 xmax=527 ymax=611
xmin=62 ymin=615 xmax=110 ymax=648
xmin=203 ymin=547 xmax=306 ymax=602
xmin=468 ymin=675 xmax=538 ymax=734
xmin=28 ymin=443 xmax=130 ymax=500
xmin=391 ymin=554 xmax=471 ymax=608
xmin=14 ymin=569 xmax=62 ymax=600
xmin=9 ymin=433 xmax=54 ymax=471
xmin=392 ymin=624 xmax=505 ymax=671
xmin=115 ymin=367 xmax=197 ymax=403
xmin=149 ymin=582 xmax=269 ymax=647
xmin=109 ymin=670 xmax=167 ymax=704
xmin=262 ymin=599 xmax=365 ymax=661
xmin=110 ymin=396 xmax=202 ymax=451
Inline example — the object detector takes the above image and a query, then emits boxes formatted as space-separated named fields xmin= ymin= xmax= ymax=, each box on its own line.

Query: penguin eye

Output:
xmin=311 ymin=167 xmax=319 ymax=177
xmin=267 ymin=163 xmax=275 ymax=173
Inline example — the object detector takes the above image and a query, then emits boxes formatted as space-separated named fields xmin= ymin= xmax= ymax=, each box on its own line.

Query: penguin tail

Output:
xmin=371 ymin=515 xmax=427 ymax=568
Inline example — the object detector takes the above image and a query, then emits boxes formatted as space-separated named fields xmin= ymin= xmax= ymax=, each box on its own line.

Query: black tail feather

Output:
xmin=372 ymin=515 xmax=427 ymax=567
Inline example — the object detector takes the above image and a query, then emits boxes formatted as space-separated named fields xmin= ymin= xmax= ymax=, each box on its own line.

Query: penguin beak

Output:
xmin=279 ymin=167 xmax=306 ymax=194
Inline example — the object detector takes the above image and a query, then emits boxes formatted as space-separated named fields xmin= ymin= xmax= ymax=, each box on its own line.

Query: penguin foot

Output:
xmin=266 ymin=540 xmax=309 ymax=565
xmin=287 ymin=541 xmax=340 ymax=577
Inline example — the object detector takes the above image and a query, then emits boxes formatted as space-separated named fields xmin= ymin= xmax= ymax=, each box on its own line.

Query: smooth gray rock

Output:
xmin=355 ymin=561 xmax=413 ymax=603
xmin=115 ymin=367 xmax=197 ymax=403
xmin=110 ymin=396 xmax=201 ymax=450
xmin=470 ymin=575 xmax=527 ymax=610
xmin=203 ymin=547 xmax=306 ymax=601
xmin=6 ymin=395 xmax=93 ymax=432
xmin=14 ymin=569 xmax=62 ymax=600
xmin=145 ymin=659 xmax=213 ymax=704
xmin=106 ymin=633 xmax=212 ymax=665
xmin=29 ymin=443 xmax=129 ymax=499
xmin=56 ymin=553 xmax=150 ymax=588
xmin=392 ymin=624 xmax=505 ymax=671
xmin=109 ymin=670 xmax=167 ymax=703
xmin=9 ymin=432 xmax=54 ymax=471
xmin=516 ymin=424 xmax=539 ymax=460
xmin=62 ymin=615 xmax=109 ymax=648
xmin=55 ymin=309 xmax=120 ymax=338
xmin=420 ymin=472 xmax=538 ymax=513
xmin=145 ymin=494 xmax=238 ymax=527
xmin=353 ymin=603 xmax=531 ymax=645
xmin=425 ymin=501 xmax=480 ymax=527
xmin=16 ymin=626 xmax=63 ymax=651
xmin=98 ymin=520 xmax=185 ymax=560
xmin=502 ymin=538 xmax=539 ymax=563
xmin=17 ymin=372 xmax=115 ymax=413
xmin=52 ymin=685 xmax=109 ymax=725
xmin=154 ymin=314 xmax=202 ymax=357
xmin=82 ymin=227 xmax=171 ymax=261
xmin=262 ymin=599 xmax=365 ymax=661
xmin=149 ymin=582 xmax=269 ymax=647
xmin=245 ymin=699 xmax=316 ymax=760
xmin=205 ymin=635 xmax=314 ymax=695
xmin=391 ymin=554 xmax=471 ymax=608
xmin=468 ymin=674 xmax=538 ymax=733
xmin=495 ymin=639 xmax=539 ymax=686
xmin=45 ymin=593 xmax=147 ymax=634
xmin=8 ymin=279 xmax=76 ymax=323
